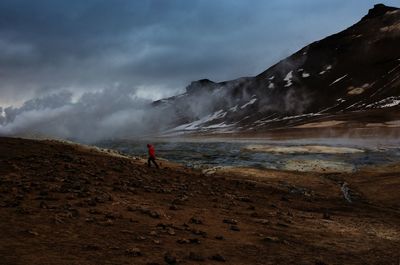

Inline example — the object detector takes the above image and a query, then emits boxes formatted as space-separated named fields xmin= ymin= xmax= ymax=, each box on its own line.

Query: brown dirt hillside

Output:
xmin=0 ymin=137 xmax=399 ymax=265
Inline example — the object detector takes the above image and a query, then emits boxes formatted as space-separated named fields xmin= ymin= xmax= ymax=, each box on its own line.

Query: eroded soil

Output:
xmin=0 ymin=137 xmax=399 ymax=265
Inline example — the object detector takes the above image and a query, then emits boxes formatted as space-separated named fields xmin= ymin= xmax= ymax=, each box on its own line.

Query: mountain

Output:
xmin=154 ymin=4 xmax=400 ymax=137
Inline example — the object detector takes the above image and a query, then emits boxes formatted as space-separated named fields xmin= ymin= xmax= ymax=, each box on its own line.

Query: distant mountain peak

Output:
xmin=363 ymin=3 xmax=398 ymax=20
xmin=158 ymin=4 xmax=400 ymax=136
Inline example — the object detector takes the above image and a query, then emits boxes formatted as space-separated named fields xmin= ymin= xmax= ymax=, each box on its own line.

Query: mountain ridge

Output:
xmin=153 ymin=4 xmax=400 ymax=137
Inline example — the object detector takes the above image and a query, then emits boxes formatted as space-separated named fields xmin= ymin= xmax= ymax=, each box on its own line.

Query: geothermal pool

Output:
xmin=96 ymin=138 xmax=400 ymax=173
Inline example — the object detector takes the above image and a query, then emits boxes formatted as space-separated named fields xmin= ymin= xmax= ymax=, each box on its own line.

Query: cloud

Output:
xmin=0 ymin=0 xmax=399 ymax=140
xmin=1 ymin=0 xmax=398 ymax=106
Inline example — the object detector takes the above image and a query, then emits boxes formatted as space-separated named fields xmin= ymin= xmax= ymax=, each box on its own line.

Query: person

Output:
xmin=147 ymin=144 xmax=159 ymax=169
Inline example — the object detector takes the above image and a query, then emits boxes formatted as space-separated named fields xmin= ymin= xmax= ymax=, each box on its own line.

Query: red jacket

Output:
xmin=147 ymin=144 xmax=155 ymax=158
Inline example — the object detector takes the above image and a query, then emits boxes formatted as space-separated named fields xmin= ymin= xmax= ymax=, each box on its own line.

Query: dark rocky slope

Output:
xmin=154 ymin=4 xmax=400 ymax=135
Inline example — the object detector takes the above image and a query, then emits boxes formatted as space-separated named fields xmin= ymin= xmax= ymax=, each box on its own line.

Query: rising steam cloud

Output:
xmin=0 ymin=86 xmax=178 ymax=142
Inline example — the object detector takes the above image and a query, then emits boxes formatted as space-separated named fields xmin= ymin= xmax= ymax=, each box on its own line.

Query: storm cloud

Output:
xmin=0 ymin=0 xmax=398 ymax=140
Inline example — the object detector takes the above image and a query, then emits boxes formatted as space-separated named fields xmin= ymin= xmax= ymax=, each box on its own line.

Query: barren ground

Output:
xmin=0 ymin=137 xmax=399 ymax=265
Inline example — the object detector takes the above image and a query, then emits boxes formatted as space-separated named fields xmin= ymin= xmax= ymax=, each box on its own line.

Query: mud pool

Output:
xmin=96 ymin=138 xmax=400 ymax=173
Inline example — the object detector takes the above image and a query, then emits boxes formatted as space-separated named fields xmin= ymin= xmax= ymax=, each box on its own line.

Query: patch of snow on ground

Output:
xmin=284 ymin=71 xmax=293 ymax=87
xmin=319 ymin=71 xmax=326 ymax=75
xmin=240 ymin=98 xmax=257 ymax=109
xmin=326 ymin=65 xmax=332 ymax=70
xmin=268 ymin=76 xmax=275 ymax=80
xmin=302 ymin=72 xmax=310 ymax=78
xmin=336 ymin=98 xmax=346 ymax=103
xmin=297 ymin=68 xmax=304 ymax=72
xmin=329 ymin=74 xmax=348 ymax=86
xmin=268 ymin=83 xmax=275 ymax=89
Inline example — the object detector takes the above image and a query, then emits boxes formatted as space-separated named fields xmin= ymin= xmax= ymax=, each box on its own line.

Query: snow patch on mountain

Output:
xmin=284 ymin=71 xmax=293 ymax=87
xmin=171 ymin=110 xmax=227 ymax=131
xmin=366 ymin=96 xmax=400 ymax=108
xmin=330 ymin=74 xmax=348 ymax=86
xmin=240 ymin=98 xmax=257 ymax=109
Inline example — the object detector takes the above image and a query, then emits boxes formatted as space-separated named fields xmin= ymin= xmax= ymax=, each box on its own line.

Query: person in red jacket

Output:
xmin=147 ymin=144 xmax=159 ymax=169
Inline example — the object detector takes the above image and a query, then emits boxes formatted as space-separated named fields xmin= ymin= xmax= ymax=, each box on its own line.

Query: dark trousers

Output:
xmin=148 ymin=156 xmax=159 ymax=168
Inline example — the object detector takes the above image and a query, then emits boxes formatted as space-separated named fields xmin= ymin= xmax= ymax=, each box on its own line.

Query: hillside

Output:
xmin=154 ymin=4 xmax=400 ymax=137
xmin=1 ymin=137 xmax=400 ymax=264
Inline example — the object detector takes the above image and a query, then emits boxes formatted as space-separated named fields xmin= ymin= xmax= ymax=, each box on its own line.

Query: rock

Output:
xmin=190 ymin=217 xmax=203 ymax=224
xmin=177 ymin=238 xmax=200 ymax=244
xmin=191 ymin=229 xmax=207 ymax=237
xmin=277 ymin=222 xmax=289 ymax=228
xmin=323 ymin=211 xmax=331 ymax=220
xmin=164 ymin=252 xmax=177 ymax=265
xmin=177 ymin=238 xmax=190 ymax=244
xmin=230 ymin=225 xmax=240 ymax=231
xmin=188 ymin=252 xmax=205 ymax=261
xmin=82 ymin=244 xmax=100 ymax=251
xmin=247 ymin=205 xmax=256 ymax=210
xmin=223 ymin=218 xmax=238 ymax=225
xmin=189 ymin=238 xmax=201 ymax=244
xmin=237 ymin=196 xmax=253 ymax=202
xmin=262 ymin=236 xmax=282 ymax=243
xmin=25 ymin=230 xmax=39 ymax=236
xmin=169 ymin=204 xmax=179 ymax=210
xmin=125 ymin=247 xmax=142 ymax=257
xmin=149 ymin=231 xmax=158 ymax=236
xmin=255 ymin=219 xmax=270 ymax=225
xmin=167 ymin=228 xmax=176 ymax=236
xmin=210 ymin=254 xmax=226 ymax=262
xmin=215 ymin=235 xmax=225 ymax=240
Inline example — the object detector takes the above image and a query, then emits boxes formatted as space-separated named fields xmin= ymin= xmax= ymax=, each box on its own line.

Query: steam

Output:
xmin=0 ymin=86 xmax=178 ymax=142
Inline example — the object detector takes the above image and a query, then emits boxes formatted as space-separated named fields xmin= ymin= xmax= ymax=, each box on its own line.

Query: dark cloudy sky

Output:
xmin=0 ymin=0 xmax=399 ymax=106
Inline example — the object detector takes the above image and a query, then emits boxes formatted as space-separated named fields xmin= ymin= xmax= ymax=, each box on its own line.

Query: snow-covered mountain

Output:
xmin=154 ymin=4 xmax=400 ymax=136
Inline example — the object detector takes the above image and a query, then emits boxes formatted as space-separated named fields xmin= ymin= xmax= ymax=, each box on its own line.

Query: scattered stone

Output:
xmin=210 ymin=254 xmax=226 ymax=262
xmin=250 ymin=212 xmax=261 ymax=218
xmin=230 ymin=225 xmax=240 ymax=231
xmin=187 ymin=252 xmax=205 ymax=261
xmin=281 ymin=196 xmax=290 ymax=202
xmin=223 ymin=218 xmax=238 ymax=225
xmin=277 ymin=222 xmax=289 ymax=228
xmin=153 ymin=239 xmax=161 ymax=244
xmin=191 ymin=229 xmax=207 ymax=237
xmin=215 ymin=235 xmax=225 ymax=240
xmin=255 ymin=219 xmax=270 ymax=225
xmin=323 ymin=211 xmax=331 ymax=220
xmin=190 ymin=217 xmax=203 ymax=224
xmin=177 ymin=238 xmax=190 ymax=244
xmin=189 ymin=238 xmax=201 ymax=244
xmin=82 ymin=244 xmax=100 ymax=251
xmin=164 ymin=252 xmax=177 ymax=265
xmin=263 ymin=236 xmax=282 ymax=243
xmin=237 ymin=196 xmax=253 ymax=202
xmin=125 ymin=247 xmax=142 ymax=257
xmin=177 ymin=238 xmax=200 ymax=244
xmin=149 ymin=231 xmax=158 ymax=236
xmin=167 ymin=228 xmax=176 ymax=236
xmin=169 ymin=204 xmax=179 ymax=210
xmin=25 ymin=230 xmax=39 ymax=236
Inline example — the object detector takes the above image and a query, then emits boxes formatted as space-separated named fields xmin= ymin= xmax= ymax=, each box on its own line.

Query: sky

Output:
xmin=0 ymin=0 xmax=399 ymax=141
xmin=0 ymin=0 xmax=399 ymax=107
